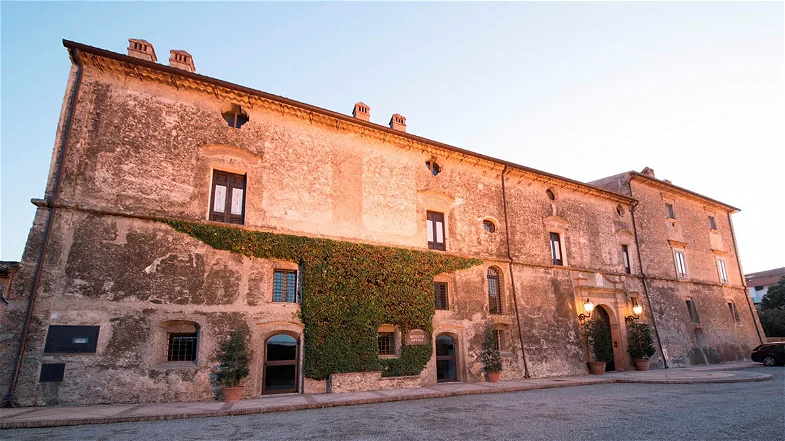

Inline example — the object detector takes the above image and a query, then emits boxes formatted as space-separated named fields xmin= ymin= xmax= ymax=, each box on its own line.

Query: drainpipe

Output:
xmin=501 ymin=165 xmax=530 ymax=378
xmin=1 ymin=48 xmax=84 ymax=408
xmin=627 ymin=177 xmax=668 ymax=369
xmin=727 ymin=212 xmax=764 ymax=344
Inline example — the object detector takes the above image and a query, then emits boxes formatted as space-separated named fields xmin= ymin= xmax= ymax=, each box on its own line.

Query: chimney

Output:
xmin=389 ymin=114 xmax=407 ymax=132
xmin=169 ymin=50 xmax=195 ymax=73
xmin=662 ymin=179 xmax=672 ymax=185
xmin=127 ymin=38 xmax=157 ymax=62
xmin=640 ymin=167 xmax=655 ymax=178
xmin=352 ymin=102 xmax=370 ymax=121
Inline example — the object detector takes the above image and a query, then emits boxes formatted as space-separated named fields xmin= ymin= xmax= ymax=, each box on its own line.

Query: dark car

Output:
xmin=751 ymin=343 xmax=785 ymax=366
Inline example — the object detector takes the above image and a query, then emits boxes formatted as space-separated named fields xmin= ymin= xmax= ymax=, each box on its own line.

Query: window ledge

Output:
xmin=152 ymin=361 xmax=198 ymax=371
xmin=500 ymin=351 xmax=515 ymax=358
xmin=378 ymin=354 xmax=398 ymax=360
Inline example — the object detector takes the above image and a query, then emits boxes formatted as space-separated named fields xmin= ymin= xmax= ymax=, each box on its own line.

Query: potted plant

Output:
xmin=214 ymin=329 xmax=251 ymax=403
xmin=627 ymin=321 xmax=656 ymax=371
xmin=584 ymin=318 xmax=613 ymax=375
xmin=481 ymin=328 xmax=503 ymax=382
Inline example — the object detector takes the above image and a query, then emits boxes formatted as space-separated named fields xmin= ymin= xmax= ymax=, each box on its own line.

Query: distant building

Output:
xmin=746 ymin=267 xmax=785 ymax=305
xmin=0 ymin=261 xmax=20 ymax=310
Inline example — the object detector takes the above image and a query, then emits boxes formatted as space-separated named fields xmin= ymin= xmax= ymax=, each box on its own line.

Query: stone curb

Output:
xmin=0 ymin=372 xmax=770 ymax=430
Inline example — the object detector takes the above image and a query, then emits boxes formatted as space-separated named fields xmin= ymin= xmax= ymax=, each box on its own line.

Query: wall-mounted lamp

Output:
xmin=625 ymin=302 xmax=643 ymax=324
xmin=578 ymin=298 xmax=595 ymax=323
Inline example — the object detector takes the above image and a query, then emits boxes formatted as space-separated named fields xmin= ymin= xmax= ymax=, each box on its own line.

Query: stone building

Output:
xmin=745 ymin=267 xmax=785 ymax=305
xmin=0 ymin=38 xmax=764 ymax=407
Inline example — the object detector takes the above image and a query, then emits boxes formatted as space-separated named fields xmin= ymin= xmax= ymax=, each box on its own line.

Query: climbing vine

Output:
xmin=166 ymin=220 xmax=481 ymax=380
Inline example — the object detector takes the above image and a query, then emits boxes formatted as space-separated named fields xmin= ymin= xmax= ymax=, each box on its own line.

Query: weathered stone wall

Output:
xmin=590 ymin=175 xmax=763 ymax=367
xmin=3 ymin=42 xmax=758 ymax=407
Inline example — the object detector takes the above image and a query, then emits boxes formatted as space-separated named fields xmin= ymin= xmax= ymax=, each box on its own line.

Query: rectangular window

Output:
xmin=728 ymin=302 xmax=740 ymax=324
xmin=717 ymin=258 xmax=728 ymax=284
xmin=427 ymin=211 xmax=446 ymax=251
xmin=686 ymin=299 xmax=700 ymax=324
xmin=673 ymin=250 xmax=687 ymax=278
xmin=622 ymin=245 xmax=631 ymax=274
xmin=210 ymin=170 xmax=246 ymax=224
xmin=708 ymin=216 xmax=717 ymax=230
xmin=378 ymin=332 xmax=394 ymax=355
xmin=39 ymin=363 xmax=66 ymax=383
xmin=550 ymin=232 xmax=563 ymax=266
xmin=666 ymin=203 xmax=675 ymax=219
xmin=44 ymin=325 xmax=100 ymax=354
xmin=273 ymin=270 xmax=297 ymax=303
xmin=167 ymin=333 xmax=198 ymax=362
xmin=434 ymin=282 xmax=448 ymax=310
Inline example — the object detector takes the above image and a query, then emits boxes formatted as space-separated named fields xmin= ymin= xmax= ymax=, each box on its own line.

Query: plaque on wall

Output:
xmin=405 ymin=329 xmax=427 ymax=345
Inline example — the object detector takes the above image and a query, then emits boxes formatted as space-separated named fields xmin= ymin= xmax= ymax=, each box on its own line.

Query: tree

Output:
xmin=627 ymin=321 xmax=656 ymax=360
xmin=760 ymin=276 xmax=785 ymax=311
xmin=759 ymin=309 xmax=785 ymax=337
xmin=584 ymin=318 xmax=613 ymax=363
xmin=214 ymin=329 xmax=251 ymax=388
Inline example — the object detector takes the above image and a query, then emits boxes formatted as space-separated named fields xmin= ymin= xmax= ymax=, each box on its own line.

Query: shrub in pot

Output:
xmin=481 ymin=327 xmax=502 ymax=382
xmin=214 ymin=329 xmax=251 ymax=402
xmin=584 ymin=318 xmax=613 ymax=375
xmin=627 ymin=321 xmax=656 ymax=371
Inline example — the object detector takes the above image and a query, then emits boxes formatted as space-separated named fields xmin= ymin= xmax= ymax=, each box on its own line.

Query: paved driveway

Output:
xmin=3 ymin=366 xmax=783 ymax=440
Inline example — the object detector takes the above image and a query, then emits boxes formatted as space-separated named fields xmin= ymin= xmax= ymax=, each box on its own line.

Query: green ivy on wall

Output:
xmin=166 ymin=220 xmax=481 ymax=380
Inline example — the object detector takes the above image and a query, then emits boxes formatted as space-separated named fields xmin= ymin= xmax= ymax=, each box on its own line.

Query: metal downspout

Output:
xmin=727 ymin=212 xmax=764 ymax=344
xmin=501 ymin=165 xmax=530 ymax=378
xmin=1 ymin=49 xmax=84 ymax=407
xmin=627 ymin=178 xmax=668 ymax=369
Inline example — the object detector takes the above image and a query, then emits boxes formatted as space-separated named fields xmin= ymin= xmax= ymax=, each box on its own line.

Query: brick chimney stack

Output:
xmin=640 ymin=167 xmax=655 ymax=178
xmin=127 ymin=38 xmax=157 ymax=62
xmin=389 ymin=114 xmax=407 ymax=132
xmin=352 ymin=102 xmax=370 ymax=122
xmin=169 ymin=50 xmax=195 ymax=73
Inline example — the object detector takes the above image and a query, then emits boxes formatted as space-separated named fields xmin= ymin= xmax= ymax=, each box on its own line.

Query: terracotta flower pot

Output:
xmin=589 ymin=361 xmax=606 ymax=375
xmin=633 ymin=358 xmax=650 ymax=371
xmin=221 ymin=386 xmax=244 ymax=403
xmin=487 ymin=371 xmax=501 ymax=383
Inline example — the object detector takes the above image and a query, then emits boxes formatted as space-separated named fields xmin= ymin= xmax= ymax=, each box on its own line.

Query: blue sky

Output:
xmin=1 ymin=2 xmax=783 ymax=273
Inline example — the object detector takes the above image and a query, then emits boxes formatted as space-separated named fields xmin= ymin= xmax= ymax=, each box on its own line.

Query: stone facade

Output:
xmin=0 ymin=39 xmax=764 ymax=407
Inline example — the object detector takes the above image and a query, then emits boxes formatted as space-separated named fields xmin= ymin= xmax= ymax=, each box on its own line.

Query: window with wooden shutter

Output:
xmin=427 ymin=211 xmax=446 ymax=251
xmin=210 ymin=170 xmax=246 ymax=224
xmin=550 ymin=232 xmax=563 ymax=266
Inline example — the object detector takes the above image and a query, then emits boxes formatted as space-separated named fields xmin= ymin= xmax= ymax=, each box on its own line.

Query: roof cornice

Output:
xmin=63 ymin=39 xmax=635 ymax=205
xmin=627 ymin=172 xmax=739 ymax=213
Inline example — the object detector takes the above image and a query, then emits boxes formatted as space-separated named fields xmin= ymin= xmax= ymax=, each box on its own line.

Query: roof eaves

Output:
xmin=62 ymin=39 xmax=636 ymax=205
xmin=629 ymin=172 xmax=740 ymax=213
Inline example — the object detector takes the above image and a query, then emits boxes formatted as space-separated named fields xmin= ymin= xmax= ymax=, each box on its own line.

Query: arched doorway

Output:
xmin=263 ymin=334 xmax=298 ymax=394
xmin=435 ymin=334 xmax=457 ymax=382
xmin=595 ymin=306 xmax=616 ymax=371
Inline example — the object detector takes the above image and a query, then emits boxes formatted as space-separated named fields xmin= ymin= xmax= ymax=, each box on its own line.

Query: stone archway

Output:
xmin=595 ymin=304 xmax=625 ymax=371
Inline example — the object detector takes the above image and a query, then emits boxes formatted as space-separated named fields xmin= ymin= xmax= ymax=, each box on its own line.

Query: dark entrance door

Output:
xmin=595 ymin=306 xmax=616 ymax=371
xmin=264 ymin=334 xmax=298 ymax=394
xmin=436 ymin=335 xmax=457 ymax=382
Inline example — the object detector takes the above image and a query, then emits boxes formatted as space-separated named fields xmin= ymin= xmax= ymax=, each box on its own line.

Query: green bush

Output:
xmin=214 ymin=329 xmax=251 ymax=388
xmin=481 ymin=327 xmax=502 ymax=373
xmin=167 ymin=220 xmax=481 ymax=380
xmin=381 ymin=344 xmax=433 ymax=377
xmin=627 ymin=321 xmax=656 ymax=359
xmin=585 ymin=318 xmax=613 ymax=363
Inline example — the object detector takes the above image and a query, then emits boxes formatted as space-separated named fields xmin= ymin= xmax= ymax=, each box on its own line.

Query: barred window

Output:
xmin=728 ymin=302 xmax=740 ymax=324
xmin=273 ymin=270 xmax=297 ymax=302
xmin=378 ymin=332 xmax=395 ymax=356
xmin=167 ymin=333 xmax=198 ymax=362
xmin=434 ymin=282 xmax=449 ymax=310
xmin=488 ymin=267 xmax=502 ymax=314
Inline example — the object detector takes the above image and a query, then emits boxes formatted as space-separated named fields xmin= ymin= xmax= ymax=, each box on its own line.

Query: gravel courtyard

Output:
xmin=4 ymin=366 xmax=783 ymax=441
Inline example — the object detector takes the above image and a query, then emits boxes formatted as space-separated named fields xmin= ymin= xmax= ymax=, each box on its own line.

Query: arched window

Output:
xmin=487 ymin=267 xmax=502 ymax=314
